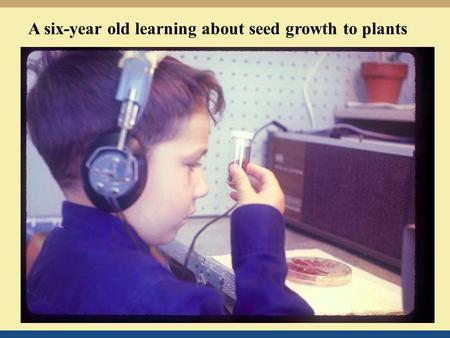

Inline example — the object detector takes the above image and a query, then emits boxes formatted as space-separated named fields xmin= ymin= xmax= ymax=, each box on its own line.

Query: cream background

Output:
xmin=0 ymin=7 xmax=444 ymax=330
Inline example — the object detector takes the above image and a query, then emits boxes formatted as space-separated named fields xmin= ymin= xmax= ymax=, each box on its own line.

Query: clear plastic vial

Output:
xmin=230 ymin=130 xmax=253 ymax=171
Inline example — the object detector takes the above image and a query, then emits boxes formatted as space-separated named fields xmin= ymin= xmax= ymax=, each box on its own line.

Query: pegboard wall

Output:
xmin=26 ymin=50 xmax=415 ymax=217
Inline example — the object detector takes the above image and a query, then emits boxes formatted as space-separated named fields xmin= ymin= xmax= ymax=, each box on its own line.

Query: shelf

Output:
xmin=335 ymin=106 xmax=415 ymax=122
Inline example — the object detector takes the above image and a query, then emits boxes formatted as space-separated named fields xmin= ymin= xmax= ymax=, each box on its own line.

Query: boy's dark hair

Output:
xmin=27 ymin=50 xmax=225 ymax=189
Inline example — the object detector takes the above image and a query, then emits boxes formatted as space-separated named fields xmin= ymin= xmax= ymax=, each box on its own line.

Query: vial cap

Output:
xmin=230 ymin=130 xmax=254 ymax=140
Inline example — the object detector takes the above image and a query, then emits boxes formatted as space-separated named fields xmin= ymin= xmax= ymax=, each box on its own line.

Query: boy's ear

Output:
xmin=81 ymin=131 xmax=148 ymax=212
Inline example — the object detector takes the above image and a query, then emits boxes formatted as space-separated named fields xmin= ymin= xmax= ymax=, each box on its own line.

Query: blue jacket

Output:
xmin=27 ymin=202 xmax=314 ymax=316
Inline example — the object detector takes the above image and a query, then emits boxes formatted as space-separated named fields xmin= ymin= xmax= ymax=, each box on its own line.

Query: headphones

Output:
xmin=81 ymin=51 xmax=165 ymax=212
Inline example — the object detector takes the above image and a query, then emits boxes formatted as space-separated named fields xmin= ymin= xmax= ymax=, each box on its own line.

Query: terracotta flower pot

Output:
xmin=361 ymin=62 xmax=408 ymax=104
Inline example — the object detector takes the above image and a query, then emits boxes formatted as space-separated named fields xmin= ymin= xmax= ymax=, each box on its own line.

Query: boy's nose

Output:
xmin=194 ymin=171 xmax=209 ymax=199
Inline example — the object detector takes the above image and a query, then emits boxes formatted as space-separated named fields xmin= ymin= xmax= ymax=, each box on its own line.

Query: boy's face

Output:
xmin=124 ymin=105 xmax=210 ymax=245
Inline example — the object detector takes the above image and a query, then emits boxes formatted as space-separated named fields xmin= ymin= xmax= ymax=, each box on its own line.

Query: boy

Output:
xmin=26 ymin=50 xmax=314 ymax=316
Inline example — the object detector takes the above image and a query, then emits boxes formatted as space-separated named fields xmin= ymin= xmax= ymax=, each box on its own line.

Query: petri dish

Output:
xmin=287 ymin=256 xmax=352 ymax=287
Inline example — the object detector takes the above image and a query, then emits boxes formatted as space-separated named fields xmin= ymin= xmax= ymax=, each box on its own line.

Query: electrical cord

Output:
xmin=183 ymin=120 xmax=289 ymax=269
xmin=251 ymin=120 xmax=288 ymax=143
xmin=108 ymin=196 xmax=144 ymax=253
xmin=183 ymin=203 xmax=237 ymax=267
xmin=302 ymin=52 xmax=327 ymax=130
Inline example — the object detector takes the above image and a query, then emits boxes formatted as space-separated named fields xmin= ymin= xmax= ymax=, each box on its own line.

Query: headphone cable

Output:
xmin=183 ymin=203 xmax=237 ymax=268
xmin=108 ymin=196 xmax=145 ymax=253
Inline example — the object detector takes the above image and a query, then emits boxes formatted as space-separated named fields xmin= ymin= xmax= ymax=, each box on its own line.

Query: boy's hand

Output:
xmin=228 ymin=163 xmax=285 ymax=214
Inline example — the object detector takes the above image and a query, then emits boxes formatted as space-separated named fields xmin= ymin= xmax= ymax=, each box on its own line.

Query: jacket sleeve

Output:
xmin=230 ymin=204 xmax=314 ymax=316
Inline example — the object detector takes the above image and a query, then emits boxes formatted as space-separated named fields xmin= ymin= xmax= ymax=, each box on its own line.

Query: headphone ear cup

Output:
xmin=81 ymin=132 xmax=147 ymax=212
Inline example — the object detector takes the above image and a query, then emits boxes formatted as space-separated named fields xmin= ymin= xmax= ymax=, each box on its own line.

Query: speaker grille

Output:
xmin=302 ymin=143 xmax=414 ymax=260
